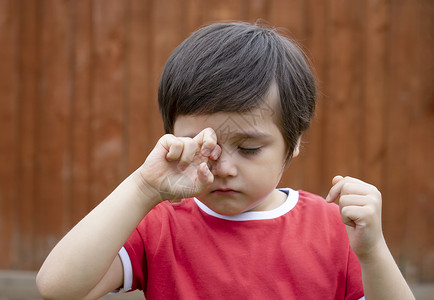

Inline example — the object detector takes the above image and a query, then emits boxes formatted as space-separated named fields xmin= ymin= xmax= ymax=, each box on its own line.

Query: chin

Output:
xmin=210 ymin=203 xmax=245 ymax=216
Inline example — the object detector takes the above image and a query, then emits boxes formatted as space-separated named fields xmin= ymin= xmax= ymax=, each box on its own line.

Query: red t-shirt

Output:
xmin=122 ymin=188 xmax=364 ymax=299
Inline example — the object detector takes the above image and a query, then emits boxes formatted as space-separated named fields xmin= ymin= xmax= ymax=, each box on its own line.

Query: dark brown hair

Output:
xmin=158 ymin=22 xmax=316 ymax=158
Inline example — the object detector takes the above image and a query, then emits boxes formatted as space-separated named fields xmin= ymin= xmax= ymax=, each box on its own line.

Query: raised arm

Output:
xmin=326 ymin=176 xmax=415 ymax=300
xmin=36 ymin=128 xmax=220 ymax=300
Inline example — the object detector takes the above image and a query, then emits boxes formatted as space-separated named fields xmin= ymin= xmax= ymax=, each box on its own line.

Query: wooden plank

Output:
xmin=322 ymin=0 xmax=364 ymax=181
xmin=184 ymin=0 xmax=205 ymax=34
xmin=148 ymin=0 xmax=182 ymax=150
xmin=408 ymin=0 xmax=434 ymax=281
xmin=393 ymin=0 xmax=434 ymax=282
xmin=269 ymin=0 xmax=306 ymax=40
xmin=202 ymin=0 xmax=245 ymax=21
xmin=125 ymin=0 xmax=153 ymax=174
xmin=271 ymin=0 xmax=313 ymax=191
xmin=295 ymin=0 xmax=328 ymax=195
xmin=14 ymin=0 xmax=39 ymax=270
xmin=245 ymin=0 xmax=272 ymax=23
xmin=90 ymin=0 xmax=127 ymax=206
xmin=362 ymin=0 xmax=388 ymax=191
xmin=33 ymin=0 xmax=72 ymax=266
xmin=0 ymin=0 xmax=18 ymax=269
xmin=69 ymin=0 xmax=92 ymax=225
xmin=382 ymin=0 xmax=415 ymax=265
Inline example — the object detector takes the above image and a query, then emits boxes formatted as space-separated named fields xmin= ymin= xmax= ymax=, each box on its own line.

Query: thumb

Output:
xmin=332 ymin=175 xmax=344 ymax=185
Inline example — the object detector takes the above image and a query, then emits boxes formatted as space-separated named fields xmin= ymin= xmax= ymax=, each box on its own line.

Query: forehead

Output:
xmin=173 ymin=83 xmax=280 ymax=139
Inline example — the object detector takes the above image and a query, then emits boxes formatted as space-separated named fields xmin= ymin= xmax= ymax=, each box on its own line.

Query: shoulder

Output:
xmin=289 ymin=189 xmax=343 ymax=229
xmin=151 ymin=198 xmax=198 ymax=216
xmin=139 ymin=198 xmax=199 ymax=225
xmin=131 ymin=198 xmax=199 ymax=243
xmin=296 ymin=190 xmax=339 ymax=212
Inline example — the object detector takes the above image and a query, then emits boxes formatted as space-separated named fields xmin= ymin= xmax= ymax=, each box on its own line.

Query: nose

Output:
xmin=210 ymin=150 xmax=237 ymax=177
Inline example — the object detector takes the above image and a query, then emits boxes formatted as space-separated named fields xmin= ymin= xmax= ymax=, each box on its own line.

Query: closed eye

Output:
xmin=238 ymin=147 xmax=261 ymax=155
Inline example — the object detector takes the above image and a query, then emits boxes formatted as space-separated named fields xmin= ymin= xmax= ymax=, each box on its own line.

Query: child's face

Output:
xmin=173 ymin=83 xmax=299 ymax=215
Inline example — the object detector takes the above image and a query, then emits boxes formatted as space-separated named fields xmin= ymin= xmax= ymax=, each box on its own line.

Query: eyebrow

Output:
xmin=226 ymin=131 xmax=272 ymax=140
xmin=182 ymin=130 xmax=272 ymax=141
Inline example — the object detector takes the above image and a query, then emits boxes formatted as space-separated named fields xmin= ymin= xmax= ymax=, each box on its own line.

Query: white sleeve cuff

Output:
xmin=111 ymin=246 xmax=133 ymax=293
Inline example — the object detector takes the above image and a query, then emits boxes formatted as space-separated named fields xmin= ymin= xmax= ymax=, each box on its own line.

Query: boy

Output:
xmin=36 ymin=22 xmax=414 ymax=299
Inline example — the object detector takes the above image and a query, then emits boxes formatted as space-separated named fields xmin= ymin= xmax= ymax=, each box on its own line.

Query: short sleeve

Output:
xmin=345 ymin=245 xmax=364 ymax=300
xmin=122 ymin=203 xmax=165 ymax=291
xmin=109 ymin=247 xmax=133 ymax=294
xmin=123 ymin=222 xmax=148 ymax=291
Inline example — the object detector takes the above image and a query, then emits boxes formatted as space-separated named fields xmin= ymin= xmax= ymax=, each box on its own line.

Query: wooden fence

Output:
xmin=0 ymin=0 xmax=432 ymax=283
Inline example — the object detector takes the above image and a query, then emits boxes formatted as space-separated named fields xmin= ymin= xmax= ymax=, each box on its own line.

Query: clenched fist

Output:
xmin=137 ymin=128 xmax=222 ymax=202
xmin=326 ymin=176 xmax=385 ymax=259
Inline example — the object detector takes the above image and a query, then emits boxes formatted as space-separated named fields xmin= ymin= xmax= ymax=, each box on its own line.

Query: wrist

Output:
xmin=356 ymin=236 xmax=389 ymax=265
xmin=130 ymin=168 xmax=163 ymax=208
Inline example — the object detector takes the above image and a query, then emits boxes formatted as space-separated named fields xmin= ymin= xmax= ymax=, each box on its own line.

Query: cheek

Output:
xmin=244 ymin=155 xmax=285 ymax=184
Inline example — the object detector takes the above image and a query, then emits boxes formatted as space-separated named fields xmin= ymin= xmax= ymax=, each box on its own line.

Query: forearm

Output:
xmin=359 ymin=240 xmax=415 ymax=300
xmin=36 ymin=170 xmax=159 ymax=299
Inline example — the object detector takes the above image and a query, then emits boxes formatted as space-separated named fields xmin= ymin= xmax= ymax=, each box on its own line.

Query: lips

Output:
xmin=211 ymin=188 xmax=240 ymax=195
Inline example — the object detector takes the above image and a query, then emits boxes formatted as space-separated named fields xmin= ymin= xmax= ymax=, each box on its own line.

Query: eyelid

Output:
xmin=238 ymin=146 xmax=262 ymax=155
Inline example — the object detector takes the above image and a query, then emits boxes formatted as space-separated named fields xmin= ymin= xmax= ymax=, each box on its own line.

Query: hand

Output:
xmin=137 ymin=128 xmax=221 ymax=202
xmin=326 ymin=176 xmax=386 ymax=259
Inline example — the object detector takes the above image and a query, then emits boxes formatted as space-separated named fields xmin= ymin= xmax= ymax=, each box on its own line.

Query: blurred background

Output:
xmin=0 ymin=0 xmax=432 ymax=298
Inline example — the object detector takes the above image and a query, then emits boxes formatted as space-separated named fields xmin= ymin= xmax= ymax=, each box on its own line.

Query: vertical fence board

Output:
xmin=126 ymin=0 xmax=153 ymax=174
xmin=362 ymin=0 xmax=388 ymax=190
xmin=149 ymin=0 xmax=183 ymax=146
xmin=90 ymin=0 xmax=127 ymax=206
xmin=184 ymin=0 xmax=205 ymax=34
xmin=394 ymin=0 xmax=434 ymax=281
xmin=270 ymin=0 xmax=305 ymax=39
xmin=323 ymin=0 xmax=364 ymax=180
xmin=383 ymin=0 xmax=415 ymax=264
xmin=409 ymin=0 xmax=434 ymax=280
xmin=203 ymin=0 xmax=245 ymax=21
xmin=246 ymin=0 xmax=271 ymax=23
xmin=34 ymin=0 xmax=72 ymax=265
xmin=70 ymin=0 xmax=92 ymax=225
xmin=0 ymin=0 xmax=18 ymax=269
xmin=15 ymin=0 xmax=39 ymax=269
xmin=273 ymin=0 xmax=307 ymax=190
xmin=297 ymin=0 xmax=328 ymax=195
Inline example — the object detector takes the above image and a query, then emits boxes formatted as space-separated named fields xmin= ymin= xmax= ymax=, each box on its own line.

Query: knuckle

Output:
xmin=181 ymin=137 xmax=197 ymax=149
xmin=341 ymin=182 xmax=351 ymax=194
xmin=341 ymin=205 xmax=350 ymax=215
xmin=364 ymin=206 xmax=376 ymax=219
xmin=159 ymin=133 xmax=173 ymax=144
xmin=205 ymin=127 xmax=216 ymax=136
xmin=339 ymin=195 xmax=349 ymax=206
xmin=374 ymin=186 xmax=382 ymax=197
xmin=172 ymin=139 xmax=184 ymax=150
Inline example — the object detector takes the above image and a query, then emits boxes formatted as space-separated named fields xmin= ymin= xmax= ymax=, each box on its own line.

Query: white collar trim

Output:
xmin=194 ymin=188 xmax=298 ymax=221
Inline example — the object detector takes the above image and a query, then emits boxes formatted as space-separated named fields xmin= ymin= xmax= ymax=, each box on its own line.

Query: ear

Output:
xmin=292 ymin=136 xmax=302 ymax=158
xmin=282 ymin=136 xmax=302 ymax=171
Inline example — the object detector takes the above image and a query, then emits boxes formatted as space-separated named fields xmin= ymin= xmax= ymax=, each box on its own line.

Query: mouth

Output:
xmin=211 ymin=188 xmax=240 ymax=196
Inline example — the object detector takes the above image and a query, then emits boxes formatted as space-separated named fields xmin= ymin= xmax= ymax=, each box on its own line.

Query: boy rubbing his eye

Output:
xmin=37 ymin=22 xmax=414 ymax=300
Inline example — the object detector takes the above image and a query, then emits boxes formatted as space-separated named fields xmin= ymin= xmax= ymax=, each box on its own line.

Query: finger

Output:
xmin=340 ymin=182 xmax=372 ymax=196
xmin=338 ymin=194 xmax=370 ymax=208
xmin=197 ymin=162 xmax=214 ymax=186
xmin=326 ymin=175 xmax=346 ymax=202
xmin=160 ymin=135 xmax=184 ymax=162
xmin=209 ymin=144 xmax=222 ymax=161
xmin=332 ymin=175 xmax=344 ymax=185
xmin=327 ymin=176 xmax=373 ymax=203
xmin=193 ymin=128 xmax=218 ymax=157
xmin=341 ymin=205 xmax=374 ymax=228
xmin=177 ymin=138 xmax=200 ymax=170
